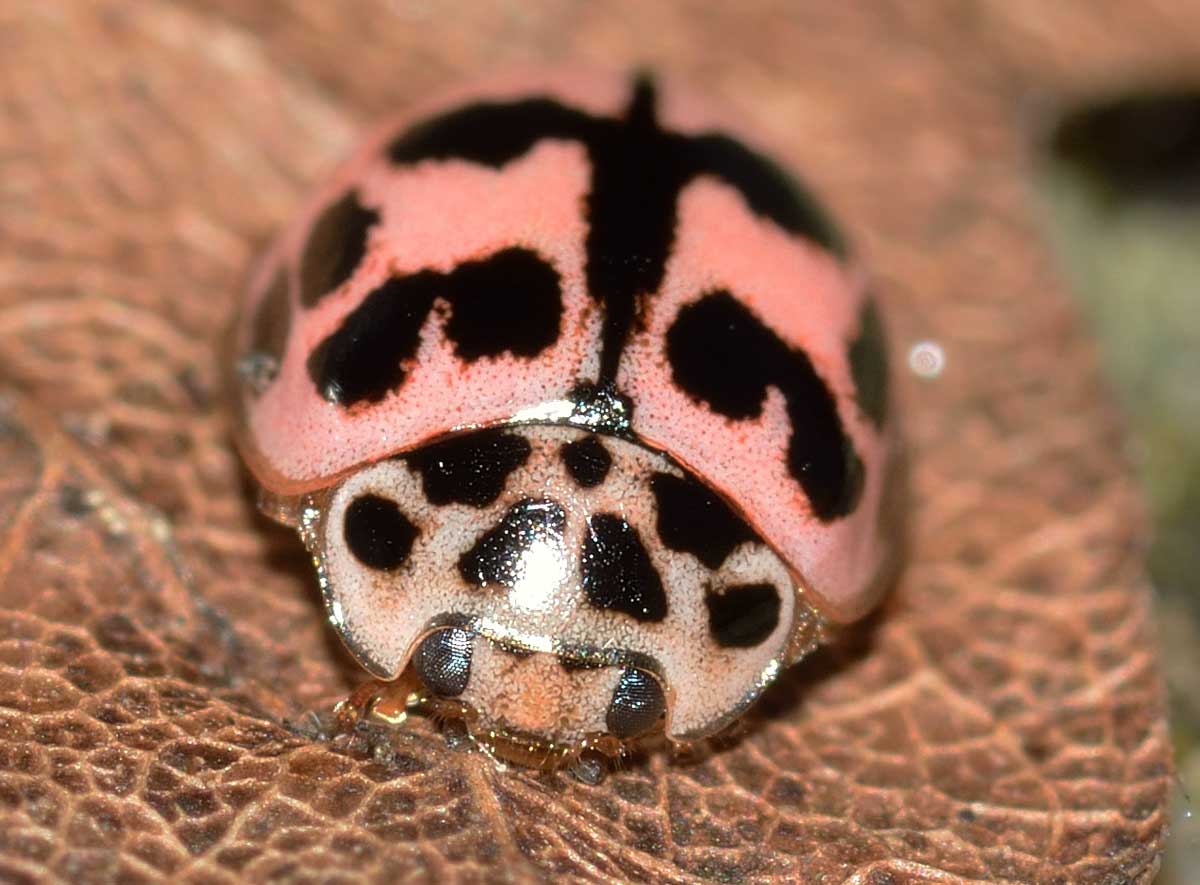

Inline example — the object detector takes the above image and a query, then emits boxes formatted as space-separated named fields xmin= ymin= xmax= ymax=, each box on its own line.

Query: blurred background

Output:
xmin=1035 ymin=89 xmax=1199 ymax=883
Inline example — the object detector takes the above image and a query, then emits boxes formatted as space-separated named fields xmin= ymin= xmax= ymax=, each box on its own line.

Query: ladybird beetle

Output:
xmin=230 ymin=70 xmax=899 ymax=775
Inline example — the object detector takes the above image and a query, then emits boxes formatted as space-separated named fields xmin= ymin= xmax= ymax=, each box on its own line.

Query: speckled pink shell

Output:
xmin=231 ymin=69 xmax=896 ymax=625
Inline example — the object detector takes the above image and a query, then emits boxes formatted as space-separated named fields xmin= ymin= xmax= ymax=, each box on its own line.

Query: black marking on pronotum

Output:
xmin=667 ymin=291 xmax=864 ymax=521
xmin=343 ymin=494 xmax=419 ymax=571
xmin=458 ymin=498 xmax=566 ymax=589
xmin=386 ymin=74 xmax=844 ymax=383
xmin=300 ymin=190 xmax=380 ymax=308
xmin=308 ymin=248 xmax=561 ymax=406
xmin=413 ymin=627 xmax=473 ymax=697
xmin=408 ymin=428 xmax=531 ymax=508
xmin=848 ymin=299 xmax=889 ymax=430
xmin=650 ymin=472 xmax=761 ymax=569
xmin=581 ymin=514 xmax=667 ymax=623
xmin=705 ymin=582 xmax=781 ymax=648
xmin=606 ymin=668 xmax=666 ymax=738
xmin=561 ymin=435 xmax=613 ymax=488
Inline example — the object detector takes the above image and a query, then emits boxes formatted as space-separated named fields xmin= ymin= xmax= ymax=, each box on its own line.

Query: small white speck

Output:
xmin=908 ymin=340 xmax=946 ymax=379
xmin=509 ymin=399 xmax=575 ymax=424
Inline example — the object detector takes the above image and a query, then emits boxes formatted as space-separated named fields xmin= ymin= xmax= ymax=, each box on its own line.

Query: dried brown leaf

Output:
xmin=0 ymin=2 xmax=1187 ymax=882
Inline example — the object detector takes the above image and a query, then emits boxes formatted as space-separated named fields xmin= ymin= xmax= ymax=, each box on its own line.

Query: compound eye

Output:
xmin=413 ymin=627 xmax=474 ymax=697
xmin=606 ymin=667 xmax=666 ymax=738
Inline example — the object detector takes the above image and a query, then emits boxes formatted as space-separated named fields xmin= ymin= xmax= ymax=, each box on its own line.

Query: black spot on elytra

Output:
xmin=561 ymin=435 xmax=612 ymax=488
xmin=306 ymin=273 xmax=432 ymax=405
xmin=667 ymin=291 xmax=864 ymax=521
xmin=307 ymin=248 xmax=561 ymax=406
xmin=250 ymin=268 xmax=291 ymax=368
xmin=343 ymin=494 xmax=418 ymax=571
xmin=442 ymin=248 xmax=562 ymax=361
xmin=650 ymin=472 xmax=760 ymax=569
xmin=385 ymin=74 xmax=843 ymax=383
xmin=684 ymin=134 xmax=844 ymax=253
xmin=408 ymin=428 xmax=531 ymax=508
xmin=458 ymin=499 xmax=566 ymax=589
xmin=581 ymin=514 xmax=667 ymax=623
xmin=300 ymin=190 xmax=379 ymax=308
xmin=388 ymin=97 xmax=592 ymax=167
xmin=848 ymin=300 xmax=889 ymax=429
xmin=584 ymin=78 xmax=685 ymax=383
xmin=705 ymin=583 xmax=781 ymax=648
xmin=414 ymin=627 xmax=473 ymax=697
xmin=606 ymin=668 xmax=666 ymax=738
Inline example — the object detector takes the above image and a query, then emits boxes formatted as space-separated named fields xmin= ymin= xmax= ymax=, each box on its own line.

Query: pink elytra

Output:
xmin=230 ymin=69 xmax=900 ymax=770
